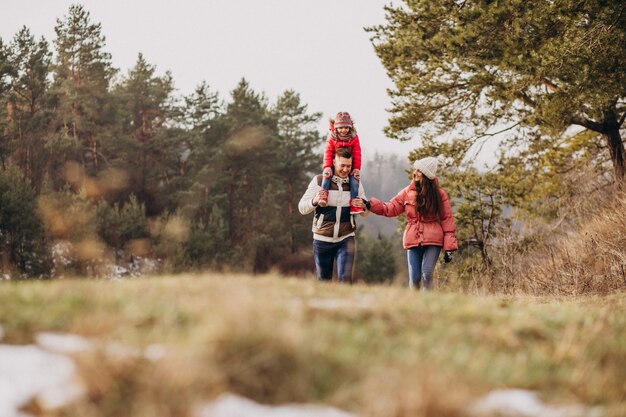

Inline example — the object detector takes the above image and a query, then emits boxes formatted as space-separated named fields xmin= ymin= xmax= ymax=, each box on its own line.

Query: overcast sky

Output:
xmin=1 ymin=0 xmax=422 ymax=161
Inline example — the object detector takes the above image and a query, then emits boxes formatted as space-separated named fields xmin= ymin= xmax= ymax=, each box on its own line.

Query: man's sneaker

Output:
xmin=350 ymin=199 xmax=363 ymax=214
xmin=318 ymin=190 xmax=329 ymax=207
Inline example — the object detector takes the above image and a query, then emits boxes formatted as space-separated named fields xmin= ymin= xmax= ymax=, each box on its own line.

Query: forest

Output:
xmin=0 ymin=5 xmax=336 ymax=278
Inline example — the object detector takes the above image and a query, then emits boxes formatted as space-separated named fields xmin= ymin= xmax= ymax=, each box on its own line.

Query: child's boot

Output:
xmin=350 ymin=199 xmax=363 ymax=214
xmin=318 ymin=190 xmax=329 ymax=207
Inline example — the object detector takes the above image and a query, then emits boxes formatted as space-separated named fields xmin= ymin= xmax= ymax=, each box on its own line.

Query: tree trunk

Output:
xmin=604 ymin=126 xmax=625 ymax=183
xmin=571 ymin=108 xmax=625 ymax=183
xmin=287 ymin=181 xmax=295 ymax=254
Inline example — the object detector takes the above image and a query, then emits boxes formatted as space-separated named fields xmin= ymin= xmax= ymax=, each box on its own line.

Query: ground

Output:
xmin=0 ymin=273 xmax=624 ymax=417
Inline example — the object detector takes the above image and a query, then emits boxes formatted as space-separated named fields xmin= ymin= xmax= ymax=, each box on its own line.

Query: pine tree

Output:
xmin=3 ymin=27 xmax=52 ymax=190
xmin=271 ymin=90 xmax=323 ymax=253
xmin=51 ymin=4 xmax=116 ymax=176
xmin=0 ymin=167 xmax=51 ymax=276
xmin=356 ymin=232 xmax=397 ymax=284
xmin=222 ymin=79 xmax=275 ymax=252
xmin=113 ymin=53 xmax=174 ymax=213
xmin=0 ymin=38 xmax=13 ymax=167
xmin=369 ymin=0 xmax=626 ymax=182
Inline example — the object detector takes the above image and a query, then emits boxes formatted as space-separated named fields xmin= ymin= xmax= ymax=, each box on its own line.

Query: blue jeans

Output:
xmin=321 ymin=167 xmax=359 ymax=200
xmin=407 ymin=245 xmax=441 ymax=290
xmin=313 ymin=237 xmax=355 ymax=284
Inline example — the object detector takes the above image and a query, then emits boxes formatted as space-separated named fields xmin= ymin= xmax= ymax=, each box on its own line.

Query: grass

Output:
xmin=1 ymin=274 xmax=625 ymax=417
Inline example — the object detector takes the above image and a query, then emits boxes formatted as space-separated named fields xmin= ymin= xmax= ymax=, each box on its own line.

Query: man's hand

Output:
xmin=443 ymin=250 xmax=455 ymax=263
xmin=351 ymin=197 xmax=365 ymax=208
xmin=323 ymin=167 xmax=332 ymax=178
xmin=352 ymin=169 xmax=361 ymax=180
xmin=352 ymin=197 xmax=370 ymax=210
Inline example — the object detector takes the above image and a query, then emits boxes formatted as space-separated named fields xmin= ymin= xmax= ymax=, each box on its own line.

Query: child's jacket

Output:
xmin=323 ymin=133 xmax=362 ymax=170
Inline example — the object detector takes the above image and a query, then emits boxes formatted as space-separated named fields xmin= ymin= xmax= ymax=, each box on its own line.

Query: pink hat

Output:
xmin=333 ymin=112 xmax=353 ymax=128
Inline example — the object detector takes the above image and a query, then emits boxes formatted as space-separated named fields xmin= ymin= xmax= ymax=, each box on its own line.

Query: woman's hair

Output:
xmin=414 ymin=175 xmax=441 ymax=216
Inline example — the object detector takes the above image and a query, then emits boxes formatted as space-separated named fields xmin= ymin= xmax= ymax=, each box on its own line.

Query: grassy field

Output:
xmin=1 ymin=274 xmax=625 ymax=417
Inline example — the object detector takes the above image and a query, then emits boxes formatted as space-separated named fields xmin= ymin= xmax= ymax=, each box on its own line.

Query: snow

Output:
xmin=35 ymin=332 xmax=92 ymax=354
xmin=144 ymin=343 xmax=167 ymax=361
xmin=0 ymin=332 xmax=168 ymax=417
xmin=470 ymin=389 xmax=603 ymax=417
xmin=0 ymin=344 xmax=83 ymax=417
xmin=196 ymin=393 xmax=358 ymax=417
xmin=306 ymin=295 xmax=374 ymax=310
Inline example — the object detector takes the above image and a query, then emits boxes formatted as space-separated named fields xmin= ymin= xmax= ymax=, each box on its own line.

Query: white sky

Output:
xmin=1 ymin=0 xmax=421 ymax=159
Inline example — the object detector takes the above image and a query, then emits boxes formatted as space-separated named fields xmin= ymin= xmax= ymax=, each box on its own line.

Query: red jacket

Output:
xmin=323 ymin=133 xmax=362 ymax=170
xmin=369 ymin=179 xmax=458 ymax=250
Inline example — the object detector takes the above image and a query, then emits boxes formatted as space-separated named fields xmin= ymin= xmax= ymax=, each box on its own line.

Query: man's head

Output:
xmin=333 ymin=147 xmax=353 ymax=178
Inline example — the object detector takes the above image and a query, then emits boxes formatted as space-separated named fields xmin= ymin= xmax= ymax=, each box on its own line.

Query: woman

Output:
xmin=364 ymin=156 xmax=458 ymax=290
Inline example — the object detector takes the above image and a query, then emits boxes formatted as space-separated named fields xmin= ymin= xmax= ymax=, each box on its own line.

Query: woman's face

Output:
xmin=413 ymin=169 xmax=423 ymax=182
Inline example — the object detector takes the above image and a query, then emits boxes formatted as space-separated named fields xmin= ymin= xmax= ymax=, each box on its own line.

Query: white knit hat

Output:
xmin=413 ymin=156 xmax=439 ymax=180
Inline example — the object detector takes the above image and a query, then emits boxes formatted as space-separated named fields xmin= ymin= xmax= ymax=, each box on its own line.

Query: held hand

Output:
xmin=353 ymin=197 xmax=371 ymax=210
xmin=443 ymin=250 xmax=455 ymax=263
xmin=323 ymin=167 xmax=332 ymax=178
xmin=351 ymin=197 xmax=364 ymax=208
xmin=352 ymin=169 xmax=361 ymax=180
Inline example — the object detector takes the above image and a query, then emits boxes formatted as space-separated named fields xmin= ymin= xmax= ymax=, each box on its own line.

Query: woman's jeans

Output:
xmin=321 ymin=168 xmax=359 ymax=200
xmin=407 ymin=245 xmax=441 ymax=290
xmin=313 ymin=237 xmax=355 ymax=284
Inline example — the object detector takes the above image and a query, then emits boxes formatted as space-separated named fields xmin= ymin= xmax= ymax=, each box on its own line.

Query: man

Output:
xmin=298 ymin=147 xmax=368 ymax=283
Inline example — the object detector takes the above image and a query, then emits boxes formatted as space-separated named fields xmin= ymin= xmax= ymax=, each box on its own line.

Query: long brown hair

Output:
xmin=414 ymin=175 xmax=441 ymax=216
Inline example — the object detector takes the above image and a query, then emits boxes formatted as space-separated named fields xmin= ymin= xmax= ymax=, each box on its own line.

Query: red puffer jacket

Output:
xmin=369 ymin=179 xmax=458 ymax=250
xmin=322 ymin=133 xmax=362 ymax=170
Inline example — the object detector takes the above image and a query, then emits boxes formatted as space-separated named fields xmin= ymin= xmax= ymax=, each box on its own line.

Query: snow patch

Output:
xmin=144 ymin=343 xmax=167 ymax=361
xmin=0 ymin=344 xmax=84 ymax=417
xmin=196 ymin=393 xmax=358 ymax=417
xmin=0 ymin=332 xmax=166 ymax=417
xmin=470 ymin=389 xmax=602 ymax=417
xmin=36 ymin=332 xmax=165 ymax=361
xmin=306 ymin=297 xmax=372 ymax=310
xmin=36 ymin=332 xmax=92 ymax=354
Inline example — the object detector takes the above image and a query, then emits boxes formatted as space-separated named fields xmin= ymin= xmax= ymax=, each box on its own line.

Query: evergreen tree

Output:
xmin=369 ymin=0 xmax=626 ymax=182
xmin=96 ymin=194 xmax=148 ymax=257
xmin=177 ymin=81 xmax=223 ymax=184
xmin=3 ymin=27 xmax=52 ymax=190
xmin=356 ymin=232 xmax=397 ymax=284
xmin=271 ymin=90 xmax=323 ymax=253
xmin=50 ymin=4 xmax=116 ymax=177
xmin=113 ymin=53 xmax=174 ymax=213
xmin=222 ymin=79 xmax=276 ymax=258
xmin=179 ymin=83 xmax=231 ymax=222
xmin=0 ymin=38 xmax=10 ymax=97
xmin=0 ymin=38 xmax=14 ymax=167
xmin=0 ymin=168 xmax=51 ymax=276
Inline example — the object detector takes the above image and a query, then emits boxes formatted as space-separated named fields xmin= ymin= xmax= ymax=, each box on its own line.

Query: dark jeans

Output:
xmin=313 ymin=237 xmax=355 ymax=284
xmin=321 ymin=167 xmax=359 ymax=200
xmin=407 ymin=245 xmax=441 ymax=290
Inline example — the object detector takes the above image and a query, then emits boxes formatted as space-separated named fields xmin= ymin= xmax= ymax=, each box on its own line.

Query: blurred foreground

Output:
xmin=0 ymin=275 xmax=624 ymax=416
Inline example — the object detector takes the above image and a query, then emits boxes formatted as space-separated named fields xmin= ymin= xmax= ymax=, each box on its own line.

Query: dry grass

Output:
xmin=453 ymin=190 xmax=626 ymax=296
xmin=0 ymin=274 xmax=625 ymax=416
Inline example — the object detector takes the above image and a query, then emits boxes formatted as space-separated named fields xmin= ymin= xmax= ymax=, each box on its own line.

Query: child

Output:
xmin=318 ymin=111 xmax=363 ymax=214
